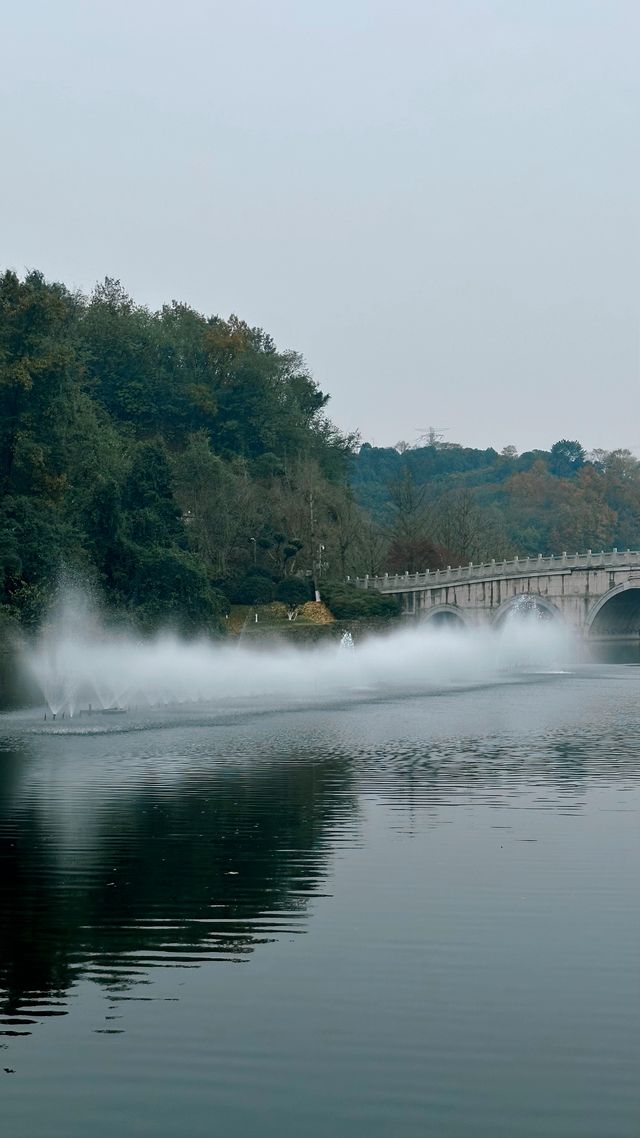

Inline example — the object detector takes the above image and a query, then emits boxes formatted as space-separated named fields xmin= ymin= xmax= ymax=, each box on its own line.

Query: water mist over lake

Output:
xmin=23 ymin=590 xmax=575 ymax=719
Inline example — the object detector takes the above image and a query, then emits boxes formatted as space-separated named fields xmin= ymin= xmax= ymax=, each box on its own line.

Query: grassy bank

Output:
xmin=228 ymin=601 xmax=401 ymax=645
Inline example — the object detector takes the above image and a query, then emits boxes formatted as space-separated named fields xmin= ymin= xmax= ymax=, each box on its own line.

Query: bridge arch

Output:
xmin=585 ymin=583 xmax=640 ymax=639
xmin=492 ymin=594 xmax=563 ymax=627
xmin=421 ymin=604 xmax=470 ymax=629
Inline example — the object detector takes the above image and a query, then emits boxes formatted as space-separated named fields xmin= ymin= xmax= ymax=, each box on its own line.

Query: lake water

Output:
xmin=1 ymin=646 xmax=640 ymax=1136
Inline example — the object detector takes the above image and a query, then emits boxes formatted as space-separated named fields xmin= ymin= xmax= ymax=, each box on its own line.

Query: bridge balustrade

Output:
xmin=347 ymin=549 xmax=640 ymax=593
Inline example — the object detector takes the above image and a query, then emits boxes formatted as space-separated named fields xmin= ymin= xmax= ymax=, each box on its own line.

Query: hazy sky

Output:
xmin=1 ymin=1 xmax=638 ymax=453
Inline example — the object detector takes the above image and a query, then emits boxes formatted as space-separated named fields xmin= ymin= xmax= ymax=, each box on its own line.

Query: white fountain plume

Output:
xmin=24 ymin=588 xmax=576 ymax=718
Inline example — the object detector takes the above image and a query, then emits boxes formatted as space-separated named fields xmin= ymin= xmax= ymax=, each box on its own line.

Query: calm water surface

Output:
xmin=1 ymin=665 xmax=639 ymax=1136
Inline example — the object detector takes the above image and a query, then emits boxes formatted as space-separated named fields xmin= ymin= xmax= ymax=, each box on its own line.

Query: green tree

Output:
xmin=549 ymin=439 xmax=586 ymax=478
xmin=386 ymin=465 xmax=439 ymax=572
xmin=173 ymin=433 xmax=262 ymax=577
xmin=275 ymin=578 xmax=313 ymax=607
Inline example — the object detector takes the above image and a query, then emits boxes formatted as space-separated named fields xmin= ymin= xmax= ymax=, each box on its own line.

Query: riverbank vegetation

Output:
xmin=1 ymin=268 xmax=639 ymax=635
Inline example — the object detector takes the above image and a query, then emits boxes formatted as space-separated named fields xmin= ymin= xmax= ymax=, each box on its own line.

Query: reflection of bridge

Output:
xmin=349 ymin=550 xmax=640 ymax=638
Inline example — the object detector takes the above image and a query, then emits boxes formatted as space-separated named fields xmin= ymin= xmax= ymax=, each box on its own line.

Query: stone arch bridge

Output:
xmin=349 ymin=550 xmax=640 ymax=639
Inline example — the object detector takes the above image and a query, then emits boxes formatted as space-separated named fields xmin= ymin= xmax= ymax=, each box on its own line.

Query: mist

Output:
xmin=24 ymin=590 xmax=575 ymax=719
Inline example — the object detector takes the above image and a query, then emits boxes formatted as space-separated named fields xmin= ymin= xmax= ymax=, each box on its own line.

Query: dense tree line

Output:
xmin=2 ymin=269 xmax=638 ymax=635
xmin=353 ymin=438 xmax=640 ymax=569
xmin=0 ymin=270 xmax=361 ymax=630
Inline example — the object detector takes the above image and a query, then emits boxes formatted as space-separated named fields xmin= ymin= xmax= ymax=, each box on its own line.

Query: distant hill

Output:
xmin=351 ymin=440 xmax=640 ymax=564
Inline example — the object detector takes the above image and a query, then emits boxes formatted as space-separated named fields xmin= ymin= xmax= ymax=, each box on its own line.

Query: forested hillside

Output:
xmin=0 ymin=270 xmax=364 ymax=631
xmin=2 ymin=269 xmax=639 ymax=635
xmin=353 ymin=439 xmax=640 ymax=570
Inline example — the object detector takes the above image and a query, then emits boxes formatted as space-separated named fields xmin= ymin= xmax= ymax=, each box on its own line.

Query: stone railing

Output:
xmin=348 ymin=549 xmax=640 ymax=593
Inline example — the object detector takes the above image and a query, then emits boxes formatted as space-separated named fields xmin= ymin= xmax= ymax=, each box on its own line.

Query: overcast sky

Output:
xmin=1 ymin=1 xmax=638 ymax=454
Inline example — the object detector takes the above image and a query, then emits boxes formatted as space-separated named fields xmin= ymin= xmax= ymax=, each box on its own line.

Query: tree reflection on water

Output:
xmin=0 ymin=739 xmax=356 ymax=1029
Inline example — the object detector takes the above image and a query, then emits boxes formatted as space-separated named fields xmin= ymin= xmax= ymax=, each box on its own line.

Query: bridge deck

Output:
xmin=349 ymin=549 xmax=640 ymax=593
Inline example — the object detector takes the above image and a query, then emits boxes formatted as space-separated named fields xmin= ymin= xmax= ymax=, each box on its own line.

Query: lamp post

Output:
xmin=249 ymin=536 xmax=257 ymax=566
xmin=312 ymin=543 xmax=325 ymax=603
